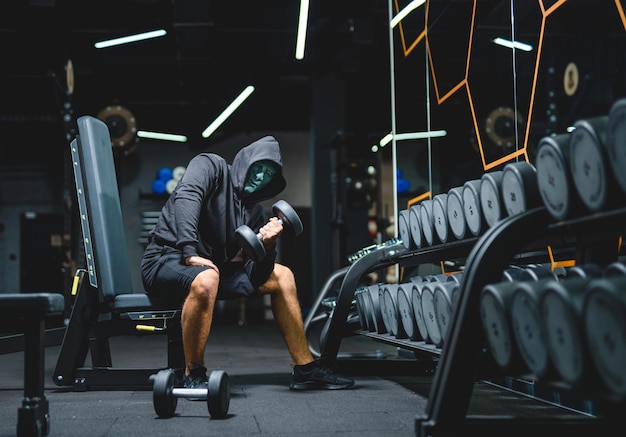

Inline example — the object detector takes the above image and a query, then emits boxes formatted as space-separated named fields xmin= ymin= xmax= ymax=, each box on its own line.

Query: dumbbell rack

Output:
xmin=319 ymin=205 xmax=626 ymax=435
xmin=319 ymin=237 xmax=477 ymax=360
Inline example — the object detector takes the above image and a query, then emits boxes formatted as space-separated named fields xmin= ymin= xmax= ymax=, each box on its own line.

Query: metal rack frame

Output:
xmin=312 ymin=206 xmax=626 ymax=435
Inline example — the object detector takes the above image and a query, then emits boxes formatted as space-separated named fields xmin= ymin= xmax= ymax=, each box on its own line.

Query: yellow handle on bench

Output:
xmin=136 ymin=325 xmax=165 ymax=332
xmin=71 ymin=275 xmax=80 ymax=296
xmin=71 ymin=269 xmax=87 ymax=296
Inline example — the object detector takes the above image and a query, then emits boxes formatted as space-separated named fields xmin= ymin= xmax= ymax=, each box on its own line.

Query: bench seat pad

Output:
xmin=0 ymin=293 xmax=65 ymax=317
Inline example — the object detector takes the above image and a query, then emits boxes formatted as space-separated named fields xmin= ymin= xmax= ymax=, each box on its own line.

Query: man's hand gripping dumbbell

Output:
xmin=235 ymin=200 xmax=303 ymax=261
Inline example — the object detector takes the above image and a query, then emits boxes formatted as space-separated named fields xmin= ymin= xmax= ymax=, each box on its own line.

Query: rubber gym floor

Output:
xmin=0 ymin=316 xmax=589 ymax=437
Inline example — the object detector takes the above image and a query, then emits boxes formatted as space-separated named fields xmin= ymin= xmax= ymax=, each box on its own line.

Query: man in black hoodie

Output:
xmin=141 ymin=136 xmax=354 ymax=391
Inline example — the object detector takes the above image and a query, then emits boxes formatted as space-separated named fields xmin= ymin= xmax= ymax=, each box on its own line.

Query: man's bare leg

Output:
xmin=181 ymin=268 xmax=219 ymax=375
xmin=258 ymin=263 xmax=314 ymax=366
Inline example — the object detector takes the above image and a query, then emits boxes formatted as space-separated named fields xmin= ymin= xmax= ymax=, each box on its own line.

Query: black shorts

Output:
xmin=141 ymin=244 xmax=257 ymax=303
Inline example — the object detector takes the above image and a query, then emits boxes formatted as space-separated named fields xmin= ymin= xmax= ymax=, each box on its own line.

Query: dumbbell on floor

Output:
xmin=152 ymin=368 xmax=230 ymax=419
xmin=235 ymin=200 xmax=303 ymax=262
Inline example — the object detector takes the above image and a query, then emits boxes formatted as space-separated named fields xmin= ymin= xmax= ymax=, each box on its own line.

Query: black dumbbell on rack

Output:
xmin=235 ymin=200 xmax=303 ymax=262
xmin=152 ymin=368 xmax=230 ymax=419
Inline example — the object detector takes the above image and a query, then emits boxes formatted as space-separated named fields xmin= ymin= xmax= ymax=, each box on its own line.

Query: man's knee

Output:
xmin=189 ymin=269 xmax=220 ymax=303
xmin=260 ymin=264 xmax=295 ymax=294
xmin=275 ymin=263 xmax=295 ymax=284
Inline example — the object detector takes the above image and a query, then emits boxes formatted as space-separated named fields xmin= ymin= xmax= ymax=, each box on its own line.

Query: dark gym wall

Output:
xmin=310 ymin=73 xmax=346 ymax=299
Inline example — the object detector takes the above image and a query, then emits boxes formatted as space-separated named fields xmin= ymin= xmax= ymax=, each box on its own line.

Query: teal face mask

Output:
xmin=243 ymin=160 xmax=278 ymax=194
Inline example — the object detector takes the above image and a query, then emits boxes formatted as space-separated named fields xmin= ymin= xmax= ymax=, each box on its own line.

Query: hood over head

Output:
xmin=231 ymin=136 xmax=286 ymax=203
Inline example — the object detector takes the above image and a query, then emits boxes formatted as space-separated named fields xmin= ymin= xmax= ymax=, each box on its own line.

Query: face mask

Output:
xmin=243 ymin=161 xmax=278 ymax=194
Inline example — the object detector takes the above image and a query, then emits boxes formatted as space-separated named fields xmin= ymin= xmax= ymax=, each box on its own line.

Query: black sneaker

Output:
xmin=289 ymin=360 xmax=355 ymax=390
xmin=183 ymin=364 xmax=208 ymax=400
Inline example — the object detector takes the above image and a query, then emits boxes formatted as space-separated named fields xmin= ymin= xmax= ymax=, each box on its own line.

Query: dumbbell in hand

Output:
xmin=235 ymin=200 xmax=303 ymax=262
xmin=152 ymin=368 xmax=230 ymax=419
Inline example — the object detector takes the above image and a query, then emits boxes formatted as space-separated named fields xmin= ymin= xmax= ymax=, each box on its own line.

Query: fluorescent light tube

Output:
xmin=202 ymin=86 xmax=255 ymax=139
xmin=95 ymin=29 xmax=167 ymax=49
xmin=492 ymin=37 xmax=533 ymax=52
xmin=390 ymin=0 xmax=426 ymax=28
xmin=295 ymin=0 xmax=310 ymax=60
xmin=394 ymin=130 xmax=447 ymax=141
xmin=378 ymin=130 xmax=447 ymax=147
xmin=379 ymin=133 xmax=393 ymax=147
xmin=137 ymin=131 xmax=187 ymax=143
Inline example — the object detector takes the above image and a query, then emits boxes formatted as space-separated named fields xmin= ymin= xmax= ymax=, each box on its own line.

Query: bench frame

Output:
xmin=0 ymin=293 xmax=64 ymax=436
xmin=53 ymin=116 xmax=184 ymax=391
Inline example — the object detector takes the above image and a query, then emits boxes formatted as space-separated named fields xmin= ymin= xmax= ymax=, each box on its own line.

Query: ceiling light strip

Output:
xmin=378 ymin=130 xmax=447 ymax=147
xmin=390 ymin=0 xmax=426 ymax=28
xmin=95 ymin=29 xmax=167 ymax=49
xmin=137 ymin=131 xmax=187 ymax=143
xmin=295 ymin=0 xmax=310 ymax=60
xmin=202 ymin=85 xmax=255 ymax=139
xmin=492 ymin=37 xmax=533 ymax=52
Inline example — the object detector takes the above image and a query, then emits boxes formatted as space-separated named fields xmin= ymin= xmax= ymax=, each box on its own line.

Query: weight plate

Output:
xmin=235 ymin=225 xmax=266 ymax=261
xmin=165 ymin=178 xmax=178 ymax=194
xmin=565 ymin=263 xmax=603 ymax=279
xmin=152 ymin=179 xmax=166 ymax=195
xmin=397 ymin=283 xmax=420 ymax=341
xmin=446 ymin=187 xmax=466 ymax=240
xmin=355 ymin=287 xmax=369 ymax=330
xmin=462 ymin=179 xmax=483 ymax=236
xmin=97 ymin=105 xmax=137 ymax=152
xmin=485 ymin=106 xmax=522 ymax=148
xmin=153 ymin=369 xmax=178 ymax=418
xmin=501 ymin=161 xmax=540 ymax=217
xmin=172 ymin=166 xmax=186 ymax=181
xmin=362 ymin=291 xmax=376 ymax=332
xmin=584 ymin=277 xmax=626 ymax=397
xmin=273 ymin=200 xmax=303 ymax=236
xmin=539 ymin=278 xmax=589 ymax=386
xmin=480 ymin=282 xmax=518 ymax=370
xmin=359 ymin=287 xmax=375 ymax=331
xmin=158 ymin=167 xmax=173 ymax=181
xmin=383 ymin=284 xmax=406 ymax=338
xmin=363 ymin=287 xmax=378 ymax=332
xmin=450 ymin=282 xmax=460 ymax=314
xmin=398 ymin=209 xmax=412 ymax=249
xmin=419 ymin=199 xmax=435 ymax=246
xmin=318 ymin=314 xmax=332 ymax=353
xmin=535 ymin=133 xmax=580 ymax=220
xmin=420 ymin=282 xmax=442 ymax=347
xmin=363 ymin=288 xmax=375 ymax=331
xmin=378 ymin=286 xmax=392 ymax=335
xmin=606 ymin=98 xmax=626 ymax=195
xmin=510 ymin=282 xmax=551 ymax=378
xmin=432 ymin=193 xmax=449 ymax=243
xmin=368 ymin=284 xmax=386 ymax=334
xmin=432 ymin=273 xmax=448 ymax=283
xmin=568 ymin=117 xmax=609 ymax=212
xmin=501 ymin=266 xmax=524 ymax=282
xmin=408 ymin=204 xmax=423 ymax=248
xmin=433 ymin=282 xmax=456 ymax=344
xmin=480 ymin=171 xmax=504 ymax=228
xmin=446 ymin=271 xmax=464 ymax=285
xmin=563 ymin=62 xmax=579 ymax=96
xmin=411 ymin=282 xmax=430 ymax=343
xmin=207 ymin=370 xmax=230 ymax=419
xmin=66 ymin=58 xmax=74 ymax=95
xmin=604 ymin=261 xmax=626 ymax=277
xmin=519 ymin=265 xmax=557 ymax=282
xmin=536 ymin=145 xmax=573 ymax=220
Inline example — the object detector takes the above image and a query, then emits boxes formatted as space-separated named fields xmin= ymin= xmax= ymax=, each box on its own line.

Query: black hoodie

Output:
xmin=147 ymin=135 xmax=287 ymax=286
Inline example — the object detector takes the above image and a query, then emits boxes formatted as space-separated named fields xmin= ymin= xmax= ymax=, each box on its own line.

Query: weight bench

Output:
xmin=0 ymin=292 xmax=64 ymax=436
xmin=53 ymin=115 xmax=184 ymax=391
